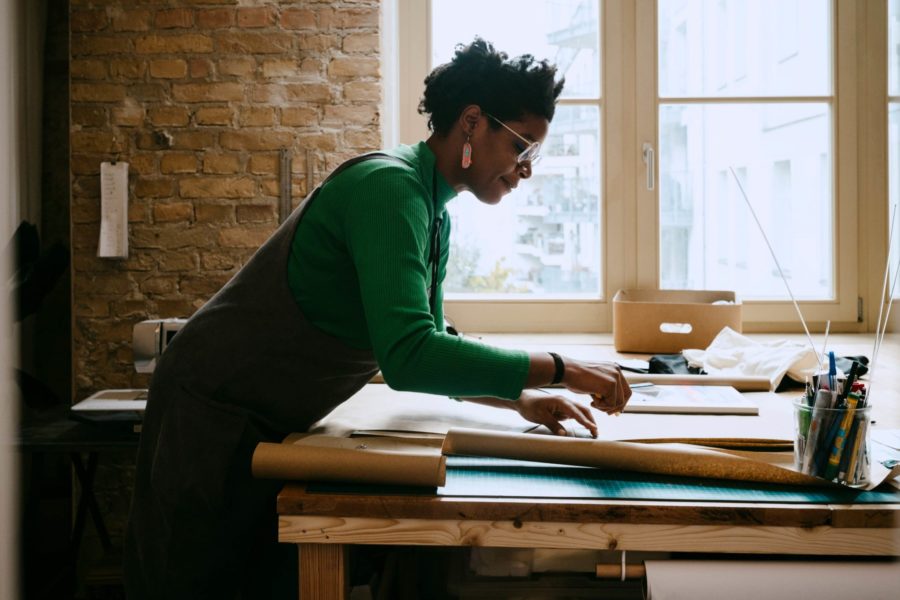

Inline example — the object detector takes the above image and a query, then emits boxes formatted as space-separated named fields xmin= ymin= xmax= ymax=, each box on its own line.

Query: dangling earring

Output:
xmin=461 ymin=136 xmax=472 ymax=169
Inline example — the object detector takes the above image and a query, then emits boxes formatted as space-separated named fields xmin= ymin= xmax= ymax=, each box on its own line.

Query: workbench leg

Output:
xmin=299 ymin=544 xmax=348 ymax=600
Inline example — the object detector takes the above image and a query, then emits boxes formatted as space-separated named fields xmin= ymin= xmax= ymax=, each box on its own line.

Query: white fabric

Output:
xmin=682 ymin=327 xmax=820 ymax=391
xmin=644 ymin=560 xmax=900 ymax=600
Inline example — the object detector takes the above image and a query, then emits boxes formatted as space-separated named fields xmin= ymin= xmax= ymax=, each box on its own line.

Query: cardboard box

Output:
xmin=612 ymin=289 xmax=742 ymax=353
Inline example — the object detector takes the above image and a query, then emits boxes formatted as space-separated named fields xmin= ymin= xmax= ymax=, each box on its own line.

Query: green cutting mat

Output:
xmin=438 ymin=457 xmax=900 ymax=503
xmin=307 ymin=456 xmax=900 ymax=504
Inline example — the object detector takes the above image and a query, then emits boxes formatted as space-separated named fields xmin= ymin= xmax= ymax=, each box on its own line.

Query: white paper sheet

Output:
xmin=98 ymin=161 xmax=129 ymax=258
xmin=644 ymin=560 xmax=900 ymax=600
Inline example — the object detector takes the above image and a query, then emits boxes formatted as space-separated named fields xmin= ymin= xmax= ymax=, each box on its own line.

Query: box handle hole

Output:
xmin=659 ymin=322 xmax=693 ymax=334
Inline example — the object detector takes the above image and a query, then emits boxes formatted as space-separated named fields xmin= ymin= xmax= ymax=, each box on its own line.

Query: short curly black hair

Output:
xmin=418 ymin=37 xmax=565 ymax=135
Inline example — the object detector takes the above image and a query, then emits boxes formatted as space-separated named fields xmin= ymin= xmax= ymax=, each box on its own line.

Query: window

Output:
xmin=890 ymin=0 xmax=900 ymax=300
xmin=432 ymin=0 xmax=602 ymax=301
xmin=393 ymin=0 xmax=888 ymax=332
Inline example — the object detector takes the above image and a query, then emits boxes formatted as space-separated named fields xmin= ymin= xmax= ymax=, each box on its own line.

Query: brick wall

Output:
xmin=70 ymin=0 xmax=382 ymax=399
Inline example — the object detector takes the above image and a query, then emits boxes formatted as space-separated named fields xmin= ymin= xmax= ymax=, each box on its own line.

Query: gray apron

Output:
xmin=124 ymin=153 xmax=410 ymax=599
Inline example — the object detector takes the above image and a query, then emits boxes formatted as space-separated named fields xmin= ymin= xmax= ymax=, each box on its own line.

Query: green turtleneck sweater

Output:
xmin=287 ymin=142 xmax=529 ymax=400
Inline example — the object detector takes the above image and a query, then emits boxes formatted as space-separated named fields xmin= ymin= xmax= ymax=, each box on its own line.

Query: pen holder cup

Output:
xmin=793 ymin=398 xmax=872 ymax=487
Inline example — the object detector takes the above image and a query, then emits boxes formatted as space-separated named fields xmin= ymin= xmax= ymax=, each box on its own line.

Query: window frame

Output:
xmin=390 ymin=0 xmax=891 ymax=334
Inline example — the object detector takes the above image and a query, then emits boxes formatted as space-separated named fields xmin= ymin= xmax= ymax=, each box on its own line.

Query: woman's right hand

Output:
xmin=560 ymin=358 xmax=632 ymax=415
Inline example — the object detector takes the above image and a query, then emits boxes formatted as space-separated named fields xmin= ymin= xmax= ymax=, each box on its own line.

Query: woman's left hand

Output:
xmin=514 ymin=389 xmax=598 ymax=438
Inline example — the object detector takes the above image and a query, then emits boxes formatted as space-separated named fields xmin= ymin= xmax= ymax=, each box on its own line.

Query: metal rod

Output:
xmin=279 ymin=148 xmax=292 ymax=224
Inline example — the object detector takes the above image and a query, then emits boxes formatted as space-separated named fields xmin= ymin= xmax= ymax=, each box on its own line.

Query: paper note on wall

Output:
xmin=98 ymin=161 xmax=129 ymax=258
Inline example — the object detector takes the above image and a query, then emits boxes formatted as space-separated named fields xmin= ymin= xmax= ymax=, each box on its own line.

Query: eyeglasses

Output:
xmin=485 ymin=113 xmax=542 ymax=165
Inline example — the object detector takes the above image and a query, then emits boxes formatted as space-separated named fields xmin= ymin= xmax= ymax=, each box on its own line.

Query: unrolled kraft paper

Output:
xmin=643 ymin=560 xmax=900 ymax=600
xmin=252 ymin=433 xmax=447 ymax=487
xmin=442 ymin=427 xmax=898 ymax=488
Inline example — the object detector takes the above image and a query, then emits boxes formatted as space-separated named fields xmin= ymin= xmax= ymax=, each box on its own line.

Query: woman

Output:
xmin=124 ymin=38 xmax=630 ymax=599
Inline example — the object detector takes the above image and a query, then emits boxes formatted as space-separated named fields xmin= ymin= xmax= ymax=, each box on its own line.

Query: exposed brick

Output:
xmin=298 ymin=34 xmax=342 ymax=52
xmin=72 ymin=105 xmax=108 ymax=127
xmin=113 ymin=299 xmax=152 ymax=318
xmin=74 ymin=298 xmax=111 ymax=318
xmin=214 ymin=32 xmax=293 ymax=55
xmin=169 ymin=131 xmax=218 ymax=150
xmin=72 ymin=34 xmax=133 ymax=56
xmin=71 ymin=10 xmax=109 ymax=33
xmin=161 ymin=153 xmax=199 ymax=174
xmin=71 ymin=131 xmax=125 ymax=154
xmin=134 ymin=178 xmax=176 ymax=199
xmin=71 ymin=59 xmax=108 ymax=80
xmin=195 ymin=107 xmax=234 ymax=126
xmin=344 ymin=128 xmax=380 ymax=149
xmin=71 ymin=83 xmax=126 ymax=102
xmin=195 ymin=203 xmax=234 ymax=223
xmin=180 ymin=275 xmax=232 ymax=296
xmin=248 ymin=154 xmax=278 ymax=175
xmin=179 ymin=177 xmax=256 ymax=198
xmin=323 ymin=105 xmax=378 ymax=126
xmin=155 ymin=8 xmax=193 ymax=29
xmin=135 ymin=34 xmax=214 ymax=54
xmin=190 ymin=58 xmax=212 ymax=79
xmin=236 ymin=204 xmax=275 ymax=224
xmin=72 ymin=155 xmax=103 ymax=176
xmin=111 ymin=9 xmax=151 ymax=32
xmin=343 ymin=81 xmax=380 ymax=102
xmin=328 ymin=57 xmax=379 ymax=78
xmin=130 ymin=153 xmax=159 ymax=175
xmin=321 ymin=7 xmax=379 ymax=29
xmin=220 ymin=130 xmax=294 ymax=151
xmin=343 ymin=33 xmax=379 ymax=54
xmin=202 ymin=153 xmax=241 ymax=174
xmin=140 ymin=276 xmax=178 ymax=295
xmin=153 ymin=202 xmax=194 ymax=222
xmin=149 ymin=59 xmax=188 ymax=79
xmin=237 ymin=7 xmax=276 ymax=28
xmin=129 ymin=83 xmax=166 ymax=102
xmin=112 ymin=106 xmax=144 ymax=127
xmin=217 ymin=227 xmax=273 ymax=248
xmin=173 ymin=82 xmax=244 ymax=102
xmin=297 ymin=132 xmax=338 ymax=152
xmin=239 ymin=107 xmax=275 ymax=127
xmin=132 ymin=225 xmax=217 ymax=250
xmin=259 ymin=179 xmax=279 ymax=197
xmin=150 ymin=106 xmax=190 ymax=127
xmin=299 ymin=57 xmax=323 ymax=75
xmin=280 ymin=8 xmax=316 ymax=29
xmin=196 ymin=8 xmax=235 ymax=29
xmin=109 ymin=59 xmax=146 ymax=79
xmin=157 ymin=251 xmax=198 ymax=272
xmin=251 ymin=83 xmax=331 ymax=104
xmin=200 ymin=252 xmax=236 ymax=270
xmin=261 ymin=59 xmax=297 ymax=78
xmin=156 ymin=298 xmax=200 ymax=317
xmin=280 ymin=106 xmax=318 ymax=127
xmin=218 ymin=58 xmax=255 ymax=77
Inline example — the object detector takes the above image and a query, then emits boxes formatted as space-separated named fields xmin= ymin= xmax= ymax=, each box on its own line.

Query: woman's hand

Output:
xmin=561 ymin=359 xmax=632 ymax=415
xmin=514 ymin=389 xmax=598 ymax=438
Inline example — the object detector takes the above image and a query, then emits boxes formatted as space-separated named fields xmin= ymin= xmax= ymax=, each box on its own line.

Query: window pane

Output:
xmin=891 ymin=0 xmax=900 ymax=96
xmin=445 ymin=105 xmax=601 ymax=297
xmin=891 ymin=103 xmax=900 ymax=298
xmin=659 ymin=103 xmax=833 ymax=300
xmin=658 ymin=0 xmax=831 ymax=97
xmin=431 ymin=0 xmax=600 ymax=99
xmin=431 ymin=1 xmax=602 ymax=298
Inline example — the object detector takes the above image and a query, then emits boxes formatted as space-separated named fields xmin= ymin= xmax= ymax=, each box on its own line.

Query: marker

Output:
xmin=823 ymin=393 xmax=859 ymax=481
xmin=801 ymin=389 xmax=834 ymax=474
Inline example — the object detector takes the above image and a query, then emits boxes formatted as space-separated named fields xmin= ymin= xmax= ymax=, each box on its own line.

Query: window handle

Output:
xmin=642 ymin=143 xmax=655 ymax=191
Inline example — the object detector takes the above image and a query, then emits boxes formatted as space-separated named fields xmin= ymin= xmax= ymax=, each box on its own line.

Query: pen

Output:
xmin=801 ymin=389 xmax=834 ymax=474
xmin=828 ymin=351 xmax=836 ymax=393
xmin=823 ymin=393 xmax=859 ymax=481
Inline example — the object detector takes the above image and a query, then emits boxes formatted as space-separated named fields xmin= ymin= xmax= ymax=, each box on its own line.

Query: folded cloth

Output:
xmin=682 ymin=327 xmax=820 ymax=391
